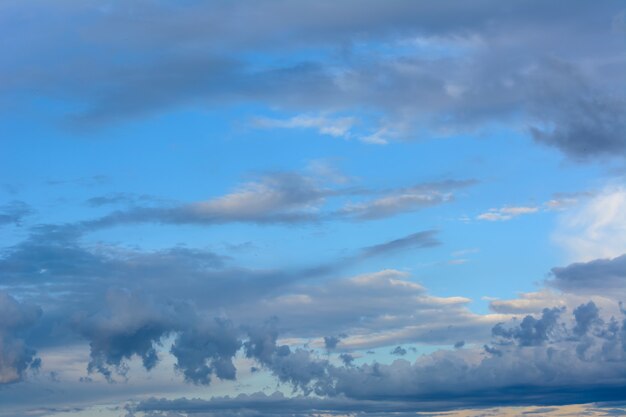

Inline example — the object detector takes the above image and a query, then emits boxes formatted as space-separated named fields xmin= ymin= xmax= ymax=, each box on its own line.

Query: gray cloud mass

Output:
xmin=1 ymin=0 xmax=623 ymax=159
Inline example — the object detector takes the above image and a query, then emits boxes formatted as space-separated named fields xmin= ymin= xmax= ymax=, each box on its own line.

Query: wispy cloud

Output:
xmin=253 ymin=114 xmax=356 ymax=139
xmin=477 ymin=206 xmax=539 ymax=221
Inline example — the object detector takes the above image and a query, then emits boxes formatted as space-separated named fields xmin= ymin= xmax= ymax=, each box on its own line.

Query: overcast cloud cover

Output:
xmin=1 ymin=1 xmax=626 ymax=416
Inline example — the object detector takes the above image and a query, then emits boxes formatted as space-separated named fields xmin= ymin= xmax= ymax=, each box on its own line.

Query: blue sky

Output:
xmin=1 ymin=1 xmax=626 ymax=416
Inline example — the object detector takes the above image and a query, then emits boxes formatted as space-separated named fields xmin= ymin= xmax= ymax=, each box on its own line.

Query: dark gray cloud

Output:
xmin=492 ymin=307 xmax=564 ymax=347
xmin=241 ymin=303 xmax=626 ymax=409
xmin=0 ymin=223 xmax=462 ymax=385
xmin=244 ymin=324 xmax=330 ymax=395
xmin=0 ymin=201 xmax=32 ymax=227
xmin=390 ymin=346 xmax=407 ymax=356
xmin=134 ymin=302 xmax=626 ymax=413
xmin=171 ymin=318 xmax=241 ymax=385
xmin=526 ymin=59 xmax=626 ymax=160
xmin=573 ymin=301 xmax=602 ymax=337
xmin=2 ymin=1 xmax=623 ymax=159
xmin=547 ymin=254 xmax=626 ymax=294
xmin=323 ymin=336 xmax=343 ymax=350
xmin=75 ymin=289 xmax=184 ymax=381
xmin=0 ymin=292 xmax=42 ymax=384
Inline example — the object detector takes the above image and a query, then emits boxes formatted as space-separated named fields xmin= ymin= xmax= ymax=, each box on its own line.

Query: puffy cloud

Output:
xmin=244 ymin=322 xmax=330 ymax=394
xmin=390 ymin=346 xmax=407 ymax=356
xmin=323 ymin=335 xmax=343 ymax=350
xmin=171 ymin=318 xmax=241 ymax=385
xmin=573 ymin=301 xmax=602 ymax=337
xmin=75 ymin=289 xmax=183 ymax=381
xmin=0 ymin=292 xmax=42 ymax=384
xmin=145 ymin=301 xmax=624 ymax=413
xmin=491 ymin=307 xmax=565 ymax=347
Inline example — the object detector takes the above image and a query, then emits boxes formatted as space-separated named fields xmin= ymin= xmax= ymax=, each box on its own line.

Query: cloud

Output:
xmin=170 ymin=317 xmax=242 ymax=385
xmin=135 ymin=393 xmax=626 ymax=417
xmin=80 ymin=173 xmax=474 ymax=230
xmin=85 ymin=172 xmax=328 ymax=228
xmin=75 ymin=289 xmax=183 ymax=381
xmin=0 ymin=292 xmax=42 ymax=384
xmin=390 ymin=346 xmax=407 ymax=356
xmin=547 ymin=254 xmax=626 ymax=296
xmin=134 ymin=301 xmax=626 ymax=413
xmin=85 ymin=192 xmax=167 ymax=208
xmin=360 ymin=230 xmax=440 ymax=257
xmin=0 ymin=201 xmax=32 ymax=227
xmin=554 ymin=186 xmax=626 ymax=261
xmin=489 ymin=291 xmax=568 ymax=315
xmin=527 ymin=59 xmax=626 ymax=160
xmin=477 ymin=206 xmax=539 ymax=221
xmin=342 ymin=180 xmax=475 ymax=220
xmin=323 ymin=335 xmax=344 ymax=350
xmin=3 ymin=1 xmax=623 ymax=159
xmin=2 ymin=220 xmax=626 ymax=412
xmin=0 ymin=224 xmax=472 ymax=383
xmin=491 ymin=307 xmax=564 ymax=347
xmin=230 ymin=268 xmax=489 ymax=348
xmin=253 ymin=114 xmax=356 ymax=139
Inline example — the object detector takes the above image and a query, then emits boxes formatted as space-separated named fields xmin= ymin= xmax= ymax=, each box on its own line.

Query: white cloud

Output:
xmin=253 ymin=115 xmax=355 ymax=139
xmin=359 ymin=127 xmax=390 ymax=145
xmin=342 ymin=189 xmax=452 ymax=220
xmin=553 ymin=185 xmax=626 ymax=262
xmin=477 ymin=206 xmax=539 ymax=221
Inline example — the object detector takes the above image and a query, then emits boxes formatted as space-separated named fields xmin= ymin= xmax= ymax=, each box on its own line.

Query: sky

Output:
xmin=1 ymin=1 xmax=626 ymax=416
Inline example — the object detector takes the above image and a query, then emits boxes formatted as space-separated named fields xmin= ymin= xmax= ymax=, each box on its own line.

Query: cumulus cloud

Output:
xmin=0 ymin=292 xmax=42 ymax=384
xmin=75 ymin=289 xmax=183 ymax=381
xmin=171 ymin=318 xmax=241 ymax=385
xmin=491 ymin=307 xmax=565 ymax=347
xmin=135 ymin=301 xmax=626 ymax=413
